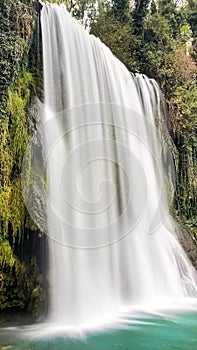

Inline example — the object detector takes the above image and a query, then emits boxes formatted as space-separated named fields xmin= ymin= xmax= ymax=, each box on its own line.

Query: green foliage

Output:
xmin=0 ymin=0 xmax=33 ymax=118
xmin=8 ymin=71 xmax=35 ymax=164
xmin=0 ymin=0 xmax=46 ymax=315
xmin=168 ymin=48 xmax=197 ymax=226
xmin=183 ymin=0 xmax=197 ymax=60
xmin=138 ymin=12 xmax=176 ymax=91
xmin=0 ymin=71 xmax=34 ymax=237
xmin=0 ymin=262 xmax=26 ymax=309
xmin=0 ymin=65 xmax=48 ymax=319
xmin=0 ymin=257 xmax=45 ymax=317
xmin=132 ymin=0 xmax=150 ymax=35
xmin=0 ymin=69 xmax=46 ymax=317
xmin=112 ymin=0 xmax=130 ymax=23
xmin=90 ymin=1 xmax=139 ymax=72
xmin=0 ymin=236 xmax=16 ymax=269
xmin=27 ymin=258 xmax=46 ymax=318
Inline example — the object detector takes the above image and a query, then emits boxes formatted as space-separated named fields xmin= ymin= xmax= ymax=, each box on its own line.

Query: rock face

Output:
xmin=25 ymin=99 xmax=47 ymax=234
xmin=177 ymin=227 xmax=197 ymax=270
xmin=33 ymin=1 xmax=43 ymax=14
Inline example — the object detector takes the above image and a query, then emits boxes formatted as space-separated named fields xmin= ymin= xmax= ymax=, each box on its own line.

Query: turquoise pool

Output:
xmin=0 ymin=313 xmax=197 ymax=350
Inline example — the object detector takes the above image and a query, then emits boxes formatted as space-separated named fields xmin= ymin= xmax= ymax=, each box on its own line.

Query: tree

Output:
xmin=90 ymin=1 xmax=139 ymax=72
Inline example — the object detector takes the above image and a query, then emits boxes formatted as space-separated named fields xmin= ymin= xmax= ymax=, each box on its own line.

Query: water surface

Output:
xmin=1 ymin=312 xmax=197 ymax=350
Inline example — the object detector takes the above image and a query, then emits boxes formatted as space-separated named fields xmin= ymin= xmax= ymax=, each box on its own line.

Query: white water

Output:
xmin=40 ymin=3 xmax=197 ymax=327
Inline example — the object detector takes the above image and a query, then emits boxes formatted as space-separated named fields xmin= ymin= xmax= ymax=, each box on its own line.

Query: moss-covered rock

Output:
xmin=0 ymin=0 xmax=47 ymax=319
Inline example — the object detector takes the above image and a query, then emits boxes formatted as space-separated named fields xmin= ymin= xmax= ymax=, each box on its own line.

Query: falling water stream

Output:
xmin=3 ymin=3 xmax=197 ymax=348
xmin=37 ymin=2 xmax=197 ymax=329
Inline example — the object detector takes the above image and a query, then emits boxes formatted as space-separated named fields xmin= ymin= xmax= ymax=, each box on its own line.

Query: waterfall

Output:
xmin=38 ymin=3 xmax=197 ymax=327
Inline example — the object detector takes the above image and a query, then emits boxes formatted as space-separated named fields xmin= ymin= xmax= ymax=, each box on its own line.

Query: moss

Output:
xmin=0 ymin=68 xmax=48 ymax=318
xmin=0 ymin=71 xmax=44 ymax=316
xmin=0 ymin=0 xmax=33 ymax=118
xmin=8 ymin=72 xmax=35 ymax=165
xmin=0 ymin=237 xmax=16 ymax=269
xmin=0 ymin=1 xmax=47 ymax=318
xmin=0 ymin=71 xmax=35 ymax=238
xmin=0 ymin=256 xmax=45 ymax=315
xmin=0 ymin=124 xmax=13 ymax=186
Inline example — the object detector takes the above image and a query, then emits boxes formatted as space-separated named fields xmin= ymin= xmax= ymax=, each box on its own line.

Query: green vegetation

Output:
xmin=0 ymin=0 xmax=46 ymax=320
xmin=0 ymin=0 xmax=33 ymax=118
xmin=0 ymin=71 xmax=46 ymax=319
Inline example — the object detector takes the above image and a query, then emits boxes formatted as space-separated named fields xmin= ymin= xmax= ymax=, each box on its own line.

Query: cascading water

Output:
xmin=38 ymin=2 xmax=197 ymax=327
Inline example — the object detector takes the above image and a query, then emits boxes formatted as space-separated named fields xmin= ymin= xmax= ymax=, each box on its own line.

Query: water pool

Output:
xmin=1 ymin=312 xmax=197 ymax=350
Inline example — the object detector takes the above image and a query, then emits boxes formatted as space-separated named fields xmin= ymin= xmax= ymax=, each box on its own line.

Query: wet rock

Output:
xmin=177 ymin=226 xmax=197 ymax=270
